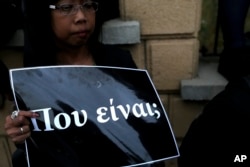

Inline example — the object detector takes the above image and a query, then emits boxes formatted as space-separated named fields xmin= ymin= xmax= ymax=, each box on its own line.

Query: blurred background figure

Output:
xmin=217 ymin=0 xmax=250 ymax=81
xmin=178 ymin=74 xmax=250 ymax=167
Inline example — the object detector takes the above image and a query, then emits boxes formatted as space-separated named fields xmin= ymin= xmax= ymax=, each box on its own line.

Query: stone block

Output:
xmin=120 ymin=42 xmax=146 ymax=69
xmin=119 ymin=0 xmax=202 ymax=36
xmin=181 ymin=59 xmax=228 ymax=100
xmin=100 ymin=19 xmax=140 ymax=44
xmin=147 ymin=39 xmax=199 ymax=91
xmin=159 ymin=94 xmax=169 ymax=113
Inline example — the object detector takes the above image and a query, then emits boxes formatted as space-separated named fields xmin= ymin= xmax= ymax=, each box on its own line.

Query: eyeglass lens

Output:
xmin=60 ymin=2 xmax=98 ymax=15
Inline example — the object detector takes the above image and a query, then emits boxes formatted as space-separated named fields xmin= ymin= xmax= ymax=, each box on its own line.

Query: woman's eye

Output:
xmin=83 ymin=4 xmax=92 ymax=9
xmin=60 ymin=4 xmax=74 ymax=11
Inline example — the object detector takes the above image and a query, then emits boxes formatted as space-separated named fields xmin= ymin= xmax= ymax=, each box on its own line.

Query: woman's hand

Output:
xmin=4 ymin=110 xmax=39 ymax=144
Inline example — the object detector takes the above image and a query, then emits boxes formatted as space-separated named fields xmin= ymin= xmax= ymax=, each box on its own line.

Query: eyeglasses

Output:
xmin=49 ymin=1 xmax=98 ymax=16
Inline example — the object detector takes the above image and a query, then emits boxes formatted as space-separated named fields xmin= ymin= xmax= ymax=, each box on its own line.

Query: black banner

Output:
xmin=10 ymin=66 xmax=179 ymax=167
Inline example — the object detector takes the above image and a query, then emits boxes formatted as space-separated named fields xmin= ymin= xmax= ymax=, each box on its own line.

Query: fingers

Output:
xmin=12 ymin=110 xmax=39 ymax=120
xmin=6 ymin=125 xmax=31 ymax=144
xmin=7 ymin=110 xmax=39 ymax=125
xmin=5 ymin=110 xmax=39 ymax=128
xmin=5 ymin=110 xmax=39 ymax=144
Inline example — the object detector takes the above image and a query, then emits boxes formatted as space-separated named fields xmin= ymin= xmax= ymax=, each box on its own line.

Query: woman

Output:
xmin=5 ymin=0 xmax=165 ymax=166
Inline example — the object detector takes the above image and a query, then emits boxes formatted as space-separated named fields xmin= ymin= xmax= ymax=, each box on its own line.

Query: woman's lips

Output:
xmin=73 ymin=30 xmax=89 ymax=38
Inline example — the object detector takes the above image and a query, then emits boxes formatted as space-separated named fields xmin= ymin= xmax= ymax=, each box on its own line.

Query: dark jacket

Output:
xmin=178 ymin=76 xmax=250 ymax=167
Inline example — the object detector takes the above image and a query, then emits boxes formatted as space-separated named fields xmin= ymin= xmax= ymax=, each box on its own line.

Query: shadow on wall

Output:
xmin=100 ymin=0 xmax=120 ymax=21
xmin=0 ymin=60 xmax=11 ymax=109
xmin=0 ymin=0 xmax=23 ymax=48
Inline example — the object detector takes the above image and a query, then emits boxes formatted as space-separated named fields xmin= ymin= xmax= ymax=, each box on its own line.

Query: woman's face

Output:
xmin=50 ymin=0 xmax=97 ymax=47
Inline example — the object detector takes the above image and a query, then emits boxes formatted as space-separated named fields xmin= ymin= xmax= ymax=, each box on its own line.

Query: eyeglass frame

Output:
xmin=49 ymin=1 xmax=99 ymax=16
